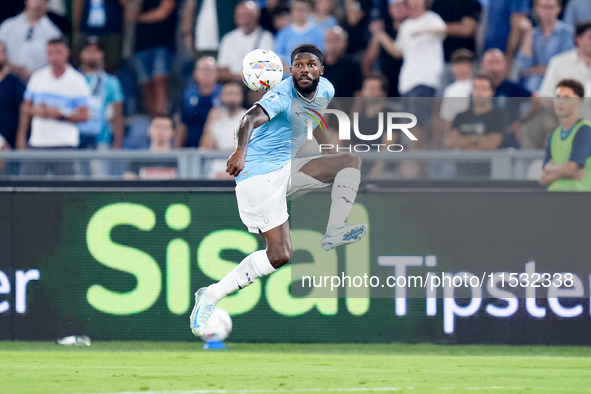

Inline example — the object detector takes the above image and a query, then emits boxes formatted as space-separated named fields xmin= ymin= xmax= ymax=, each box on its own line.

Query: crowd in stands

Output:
xmin=0 ymin=0 xmax=591 ymax=179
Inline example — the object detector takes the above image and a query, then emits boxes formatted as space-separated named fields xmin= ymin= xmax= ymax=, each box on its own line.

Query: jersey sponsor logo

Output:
xmin=265 ymin=93 xmax=278 ymax=102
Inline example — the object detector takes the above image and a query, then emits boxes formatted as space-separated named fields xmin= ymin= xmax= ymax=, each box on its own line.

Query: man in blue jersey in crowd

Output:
xmin=190 ymin=44 xmax=366 ymax=336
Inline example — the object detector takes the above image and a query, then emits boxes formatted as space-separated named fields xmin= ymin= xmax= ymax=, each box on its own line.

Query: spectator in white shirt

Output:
xmin=438 ymin=49 xmax=474 ymax=148
xmin=0 ymin=0 xmax=62 ymax=81
xmin=181 ymin=0 xmax=242 ymax=58
xmin=200 ymin=81 xmax=245 ymax=151
xmin=539 ymin=21 xmax=591 ymax=97
xmin=200 ymin=81 xmax=246 ymax=179
xmin=16 ymin=37 xmax=90 ymax=151
xmin=369 ymin=0 xmax=446 ymax=148
xmin=217 ymin=1 xmax=274 ymax=82
xmin=440 ymin=49 xmax=474 ymax=119
xmin=370 ymin=0 xmax=446 ymax=98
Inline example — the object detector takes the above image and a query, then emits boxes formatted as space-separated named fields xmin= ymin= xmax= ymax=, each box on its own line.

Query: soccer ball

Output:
xmin=241 ymin=49 xmax=283 ymax=92
xmin=201 ymin=307 xmax=233 ymax=343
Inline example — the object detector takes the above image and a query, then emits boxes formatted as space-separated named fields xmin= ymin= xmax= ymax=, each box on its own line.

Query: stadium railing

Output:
xmin=0 ymin=149 xmax=545 ymax=180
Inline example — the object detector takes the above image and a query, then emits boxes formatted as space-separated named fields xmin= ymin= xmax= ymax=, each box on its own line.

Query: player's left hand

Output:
xmin=226 ymin=149 xmax=246 ymax=177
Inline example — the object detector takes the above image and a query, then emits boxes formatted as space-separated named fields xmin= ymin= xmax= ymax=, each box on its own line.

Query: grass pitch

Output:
xmin=1 ymin=342 xmax=591 ymax=394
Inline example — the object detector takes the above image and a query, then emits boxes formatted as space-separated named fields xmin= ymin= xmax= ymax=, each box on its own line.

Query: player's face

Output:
xmin=554 ymin=86 xmax=582 ymax=117
xmin=290 ymin=53 xmax=324 ymax=95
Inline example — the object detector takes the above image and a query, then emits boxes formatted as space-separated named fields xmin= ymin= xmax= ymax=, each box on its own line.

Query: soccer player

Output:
xmin=190 ymin=44 xmax=367 ymax=336
xmin=540 ymin=79 xmax=591 ymax=191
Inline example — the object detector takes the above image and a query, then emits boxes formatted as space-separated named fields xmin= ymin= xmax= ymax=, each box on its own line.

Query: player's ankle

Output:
xmin=206 ymin=285 xmax=222 ymax=305
xmin=326 ymin=223 xmax=344 ymax=233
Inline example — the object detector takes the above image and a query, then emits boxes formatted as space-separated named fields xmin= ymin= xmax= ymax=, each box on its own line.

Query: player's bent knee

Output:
xmin=343 ymin=153 xmax=362 ymax=170
xmin=267 ymin=246 xmax=292 ymax=268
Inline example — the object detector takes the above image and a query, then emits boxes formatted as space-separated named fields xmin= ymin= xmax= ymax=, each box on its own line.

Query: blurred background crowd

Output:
xmin=0 ymin=0 xmax=590 ymax=179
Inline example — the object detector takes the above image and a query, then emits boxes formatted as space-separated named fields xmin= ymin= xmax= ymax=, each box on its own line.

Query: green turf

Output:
xmin=1 ymin=342 xmax=591 ymax=394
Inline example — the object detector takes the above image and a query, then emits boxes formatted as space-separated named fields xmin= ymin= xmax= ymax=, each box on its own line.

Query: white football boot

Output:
xmin=189 ymin=287 xmax=217 ymax=337
xmin=320 ymin=223 xmax=368 ymax=251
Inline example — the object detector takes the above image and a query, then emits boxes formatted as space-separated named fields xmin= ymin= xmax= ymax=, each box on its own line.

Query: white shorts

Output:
xmin=235 ymin=156 xmax=329 ymax=233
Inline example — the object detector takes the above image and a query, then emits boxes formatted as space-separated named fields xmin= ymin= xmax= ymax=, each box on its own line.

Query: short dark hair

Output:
xmin=47 ymin=36 xmax=69 ymax=48
xmin=82 ymin=35 xmax=103 ymax=51
xmin=272 ymin=4 xmax=290 ymax=18
xmin=364 ymin=71 xmax=389 ymax=93
xmin=450 ymin=49 xmax=475 ymax=64
xmin=556 ymin=79 xmax=585 ymax=98
xmin=473 ymin=70 xmax=495 ymax=90
xmin=151 ymin=113 xmax=175 ymax=128
xmin=291 ymin=43 xmax=324 ymax=65
xmin=576 ymin=21 xmax=591 ymax=37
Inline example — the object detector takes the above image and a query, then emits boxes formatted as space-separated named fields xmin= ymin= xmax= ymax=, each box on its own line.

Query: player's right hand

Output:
xmin=226 ymin=149 xmax=246 ymax=177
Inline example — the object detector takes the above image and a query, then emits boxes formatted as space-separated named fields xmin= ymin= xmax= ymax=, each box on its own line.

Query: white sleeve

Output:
xmin=217 ymin=35 xmax=232 ymax=69
xmin=432 ymin=13 xmax=446 ymax=29
xmin=439 ymin=87 xmax=452 ymax=121
xmin=538 ymin=57 xmax=559 ymax=97
xmin=0 ymin=21 xmax=8 ymax=42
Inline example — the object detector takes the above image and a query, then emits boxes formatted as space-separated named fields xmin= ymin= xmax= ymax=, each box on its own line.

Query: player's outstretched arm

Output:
xmin=226 ymin=105 xmax=270 ymax=176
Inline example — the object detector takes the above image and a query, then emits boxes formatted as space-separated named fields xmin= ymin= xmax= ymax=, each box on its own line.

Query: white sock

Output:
xmin=326 ymin=167 xmax=361 ymax=232
xmin=207 ymin=250 xmax=276 ymax=303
